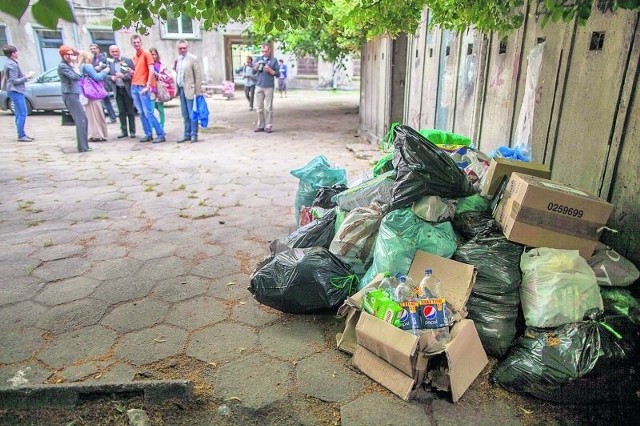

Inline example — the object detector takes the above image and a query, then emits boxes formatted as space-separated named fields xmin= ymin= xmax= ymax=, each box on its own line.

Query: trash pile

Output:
xmin=249 ymin=124 xmax=640 ymax=403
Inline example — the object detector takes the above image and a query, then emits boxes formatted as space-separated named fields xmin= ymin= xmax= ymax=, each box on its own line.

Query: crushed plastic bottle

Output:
xmin=378 ymin=272 xmax=397 ymax=298
xmin=393 ymin=274 xmax=419 ymax=303
xmin=419 ymin=268 xmax=443 ymax=298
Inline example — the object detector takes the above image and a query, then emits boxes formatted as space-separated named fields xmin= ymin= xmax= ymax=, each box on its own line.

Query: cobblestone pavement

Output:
xmin=0 ymin=91 xmax=620 ymax=425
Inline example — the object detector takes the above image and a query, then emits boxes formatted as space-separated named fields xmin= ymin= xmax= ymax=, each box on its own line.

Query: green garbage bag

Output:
xmin=291 ymin=156 xmax=347 ymax=226
xmin=359 ymin=208 xmax=458 ymax=288
xmin=456 ymin=194 xmax=491 ymax=214
xmin=419 ymin=128 xmax=472 ymax=147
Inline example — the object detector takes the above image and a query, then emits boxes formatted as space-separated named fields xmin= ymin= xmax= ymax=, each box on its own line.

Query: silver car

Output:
xmin=0 ymin=68 xmax=66 ymax=114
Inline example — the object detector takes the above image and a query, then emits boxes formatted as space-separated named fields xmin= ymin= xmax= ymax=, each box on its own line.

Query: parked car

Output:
xmin=0 ymin=68 xmax=66 ymax=115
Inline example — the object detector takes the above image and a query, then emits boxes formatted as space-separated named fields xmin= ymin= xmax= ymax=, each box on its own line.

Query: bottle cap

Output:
xmin=425 ymin=268 xmax=432 ymax=275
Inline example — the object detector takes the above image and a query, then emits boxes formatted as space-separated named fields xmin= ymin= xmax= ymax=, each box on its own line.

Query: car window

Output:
xmin=41 ymin=69 xmax=60 ymax=83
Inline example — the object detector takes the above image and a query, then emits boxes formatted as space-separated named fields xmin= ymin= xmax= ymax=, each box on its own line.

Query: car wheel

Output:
xmin=7 ymin=99 xmax=34 ymax=115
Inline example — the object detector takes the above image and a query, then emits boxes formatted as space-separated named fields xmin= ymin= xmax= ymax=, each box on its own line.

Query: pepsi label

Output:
xmin=419 ymin=298 xmax=448 ymax=329
xmin=398 ymin=301 xmax=422 ymax=333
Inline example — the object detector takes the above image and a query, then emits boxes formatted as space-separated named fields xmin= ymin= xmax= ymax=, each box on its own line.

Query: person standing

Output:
xmin=2 ymin=44 xmax=36 ymax=142
xmin=277 ymin=59 xmax=288 ymax=98
xmin=107 ymin=44 xmax=136 ymax=139
xmin=253 ymin=43 xmax=279 ymax=133
xmin=89 ymin=43 xmax=117 ymax=123
xmin=130 ymin=35 xmax=166 ymax=143
xmin=149 ymin=47 xmax=170 ymax=130
xmin=238 ymin=55 xmax=256 ymax=110
xmin=78 ymin=50 xmax=109 ymax=142
xmin=174 ymin=40 xmax=203 ymax=143
xmin=57 ymin=45 xmax=91 ymax=153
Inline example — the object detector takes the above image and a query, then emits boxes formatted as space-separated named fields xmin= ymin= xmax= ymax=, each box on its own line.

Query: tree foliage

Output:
xmin=1 ymin=1 xmax=639 ymax=61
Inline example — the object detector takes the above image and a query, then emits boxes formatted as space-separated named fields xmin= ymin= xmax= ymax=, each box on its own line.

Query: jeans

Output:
xmin=103 ymin=95 xmax=116 ymax=120
xmin=131 ymin=85 xmax=164 ymax=138
xmin=8 ymin=91 xmax=27 ymax=138
xmin=178 ymin=87 xmax=198 ymax=138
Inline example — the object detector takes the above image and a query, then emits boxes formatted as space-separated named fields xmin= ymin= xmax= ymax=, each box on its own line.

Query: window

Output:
xmin=352 ymin=58 xmax=361 ymax=77
xmin=162 ymin=13 xmax=200 ymax=39
xmin=296 ymin=56 xmax=318 ymax=76
xmin=90 ymin=30 xmax=116 ymax=53
xmin=0 ymin=25 xmax=7 ymax=46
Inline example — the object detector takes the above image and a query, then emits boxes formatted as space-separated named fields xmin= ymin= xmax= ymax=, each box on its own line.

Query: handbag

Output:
xmin=80 ymin=76 xmax=108 ymax=101
xmin=156 ymin=80 xmax=171 ymax=103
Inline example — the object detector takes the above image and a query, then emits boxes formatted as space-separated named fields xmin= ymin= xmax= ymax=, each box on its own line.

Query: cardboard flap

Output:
xmin=336 ymin=307 xmax=361 ymax=355
xmin=353 ymin=346 xmax=416 ymax=401
xmin=355 ymin=312 xmax=419 ymax=377
xmin=443 ymin=319 xmax=488 ymax=402
xmin=408 ymin=251 xmax=476 ymax=313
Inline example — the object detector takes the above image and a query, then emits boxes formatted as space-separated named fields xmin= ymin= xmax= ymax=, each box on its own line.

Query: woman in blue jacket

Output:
xmin=2 ymin=44 xmax=35 ymax=141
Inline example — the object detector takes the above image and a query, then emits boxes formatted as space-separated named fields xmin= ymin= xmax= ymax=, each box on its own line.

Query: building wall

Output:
xmin=0 ymin=1 xmax=359 ymax=90
xmin=360 ymin=5 xmax=640 ymax=264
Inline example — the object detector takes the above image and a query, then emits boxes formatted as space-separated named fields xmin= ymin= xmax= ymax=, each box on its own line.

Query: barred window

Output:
xmin=296 ymin=56 xmax=318 ymax=76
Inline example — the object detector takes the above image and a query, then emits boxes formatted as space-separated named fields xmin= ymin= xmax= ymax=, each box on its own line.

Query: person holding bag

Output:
xmin=149 ymin=47 xmax=174 ymax=130
xmin=57 ymin=45 xmax=91 ymax=153
xmin=78 ymin=51 xmax=109 ymax=142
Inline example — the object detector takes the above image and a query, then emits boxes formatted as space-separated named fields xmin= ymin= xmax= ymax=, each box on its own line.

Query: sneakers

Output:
xmin=17 ymin=136 xmax=34 ymax=142
xmin=140 ymin=135 xmax=153 ymax=142
xmin=254 ymin=128 xmax=265 ymax=132
xmin=152 ymin=136 xmax=166 ymax=144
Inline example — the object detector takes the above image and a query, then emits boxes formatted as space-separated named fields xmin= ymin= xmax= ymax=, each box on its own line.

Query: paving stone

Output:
xmin=86 ymin=257 xmax=143 ymax=281
xmin=0 ymin=328 xmax=45 ymax=364
xmin=91 ymin=275 xmax=156 ymax=305
xmin=431 ymin=389 xmax=523 ymax=425
xmin=31 ymin=256 xmax=91 ymax=282
xmin=259 ymin=320 xmax=326 ymax=361
xmin=0 ymin=277 xmax=45 ymax=306
xmin=207 ymin=274 xmax=254 ymax=301
xmin=0 ymin=363 xmax=53 ymax=388
xmin=165 ymin=296 xmax=228 ymax=330
xmin=37 ymin=325 xmax=118 ymax=369
xmin=231 ymin=299 xmax=279 ymax=327
xmin=34 ymin=276 xmax=101 ymax=306
xmin=129 ymin=242 xmax=178 ymax=261
xmin=0 ymin=256 xmax=41 ymax=280
xmin=36 ymin=298 xmax=107 ymax=335
xmin=214 ymin=353 xmax=292 ymax=410
xmin=101 ymin=299 xmax=170 ymax=332
xmin=59 ymin=363 xmax=101 ymax=382
xmin=191 ymin=255 xmax=242 ymax=280
xmin=83 ymin=244 xmax=128 ymax=262
xmin=87 ymin=363 xmax=137 ymax=383
xmin=340 ymin=393 xmax=431 ymax=426
xmin=115 ymin=325 xmax=188 ymax=366
xmin=32 ymin=243 xmax=85 ymax=262
xmin=153 ymin=275 xmax=210 ymax=302
xmin=135 ymin=256 xmax=191 ymax=282
xmin=186 ymin=323 xmax=258 ymax=363
xmin=0 ymin=301 xmax=48 ymax=331
xmin=295 ymin=352 xmax=366 ymax=402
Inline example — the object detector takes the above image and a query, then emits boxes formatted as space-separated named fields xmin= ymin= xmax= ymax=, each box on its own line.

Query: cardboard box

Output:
xmin=481 ymin=157 xmax=551 ymax=197
xmin=353 ymin=316 xmax=487 ymax=402
xmin=336 ymin=251 xmax=486 ymax=402
xmin=494 ymin=173 xmax=613 ymax=258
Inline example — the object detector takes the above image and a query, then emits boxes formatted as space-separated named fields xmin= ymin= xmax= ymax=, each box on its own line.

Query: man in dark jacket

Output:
xmin=2 ymin=44 xmax=35 ymax=141
xmin=90 ymin=43 xmax=117 ymax=123
xmin=106 ymin=44 xmax=136 ymax=139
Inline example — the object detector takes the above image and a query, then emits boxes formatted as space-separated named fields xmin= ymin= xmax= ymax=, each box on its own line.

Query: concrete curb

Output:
xmin=0 ymin=380 xmax=193 ymax=409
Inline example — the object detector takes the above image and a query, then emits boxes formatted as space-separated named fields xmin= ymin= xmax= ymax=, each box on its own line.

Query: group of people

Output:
xmin=2 ymin=36 xmax=203 ymax=153
xmin=3 ymin=40 xmax=286 ymax=152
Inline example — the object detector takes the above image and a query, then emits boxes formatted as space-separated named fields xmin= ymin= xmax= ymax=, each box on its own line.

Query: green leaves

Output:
xmin=1 ymin=0 xmax=29 ymax=20
xmin=31 ymin=0 xmax=75 ymax=29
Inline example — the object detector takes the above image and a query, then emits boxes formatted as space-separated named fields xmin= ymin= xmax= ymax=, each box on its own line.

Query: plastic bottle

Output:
xmin=393 ymin=274 xmax=417 ymax=303
xmin=378 ymin=272 xmax=397 ymax=298
xmin=419 ymin=268 xmax=443 ymax=298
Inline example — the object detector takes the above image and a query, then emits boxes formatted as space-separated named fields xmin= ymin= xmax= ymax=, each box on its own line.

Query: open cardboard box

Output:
xmin=336 ymin=251 xmax=488 ymax=402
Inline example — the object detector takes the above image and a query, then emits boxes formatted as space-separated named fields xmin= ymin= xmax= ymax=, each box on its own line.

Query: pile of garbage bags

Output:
xmin=248 ymin=124 xmax=640 ymax=403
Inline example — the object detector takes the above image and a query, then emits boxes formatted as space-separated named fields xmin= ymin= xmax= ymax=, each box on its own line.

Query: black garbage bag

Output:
xmin=249 ymin=247 xmax=358 ymax=314
xmin=312 ymin=184 xmax=348 ymax=209
xmin=269 ymin=208 xmax=337 ymax=255
xmin=452 ymin=211 xmax=502 ymax=241
xmin=454 ymin=235 xmax=523 ymax=358
xmin=492 ymin=292 xmax=640 ymax=403
xmin=390 ymin=125 xmax=475 ymax=210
